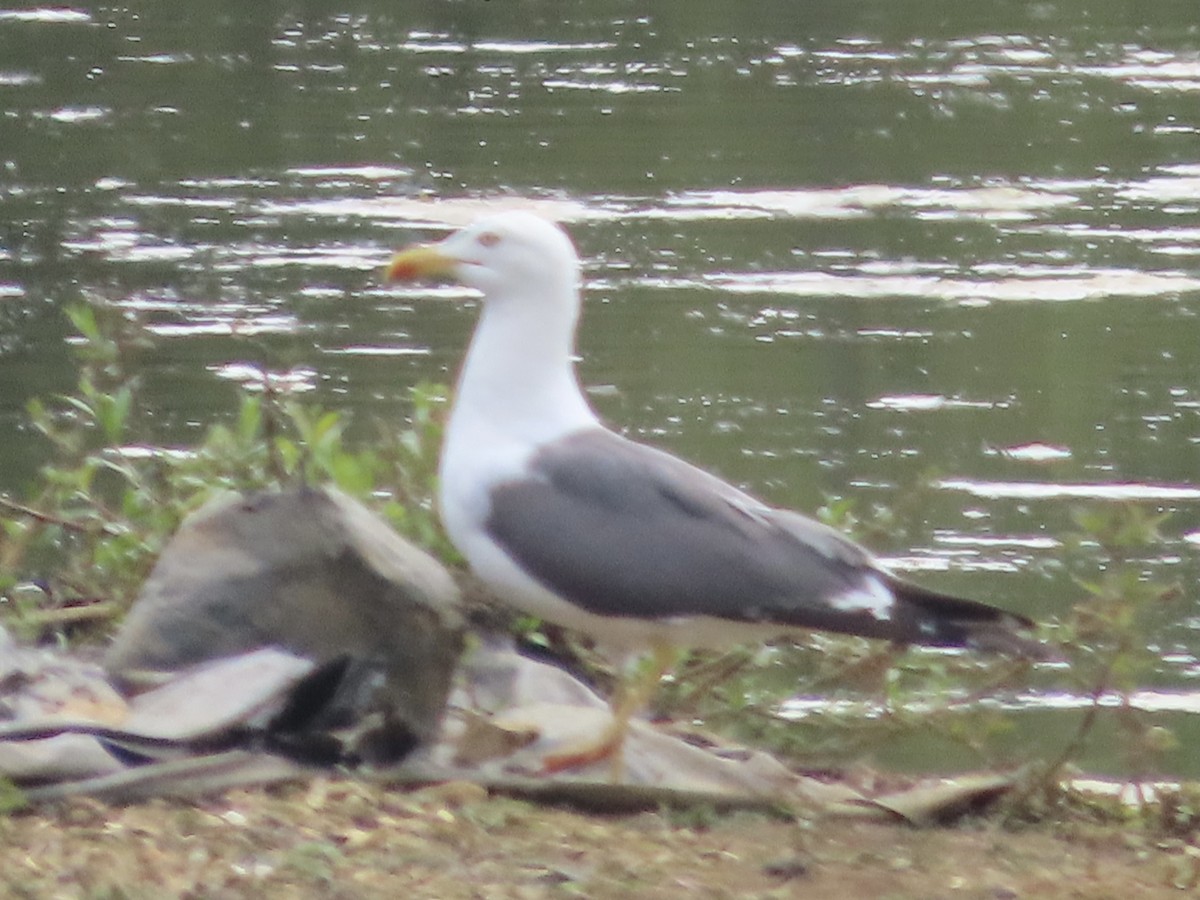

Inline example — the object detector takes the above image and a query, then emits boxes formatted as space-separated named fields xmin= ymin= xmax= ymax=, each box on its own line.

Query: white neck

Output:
xmin=444 ymin=275 xmax=599 ymax=455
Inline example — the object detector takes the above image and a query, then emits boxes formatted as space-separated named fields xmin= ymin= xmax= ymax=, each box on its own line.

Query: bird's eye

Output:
xmin=477 ymin=231 xmax=502 ymax=248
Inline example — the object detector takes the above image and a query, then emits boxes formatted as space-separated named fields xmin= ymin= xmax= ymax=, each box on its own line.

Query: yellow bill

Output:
xmin=385 ymin=245 xmax=457 ymax=282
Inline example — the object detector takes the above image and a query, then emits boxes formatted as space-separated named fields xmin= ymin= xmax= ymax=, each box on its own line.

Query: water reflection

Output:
xmin=937 ymin=479 xmax=1200 ymax=502
xmin=210 ymin=362 xmax=317 ymax=394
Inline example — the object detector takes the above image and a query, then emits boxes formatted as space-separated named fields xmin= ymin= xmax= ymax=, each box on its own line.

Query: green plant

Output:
xmin=0 ymin=300 xmax=454 ymax=643
xmin=1040 ymin=503 xmax=1182 ymax=794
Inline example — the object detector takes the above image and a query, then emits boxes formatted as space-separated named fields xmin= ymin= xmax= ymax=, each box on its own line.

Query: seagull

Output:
xmin=385 ymin=211 xmax=1042 ymax=774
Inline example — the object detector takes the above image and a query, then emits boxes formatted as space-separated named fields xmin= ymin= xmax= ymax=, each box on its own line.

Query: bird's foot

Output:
xmin=539 ymin=728 xmax=626 ymax=781
xmin=538 ymin=644 xmax=677 ymax=782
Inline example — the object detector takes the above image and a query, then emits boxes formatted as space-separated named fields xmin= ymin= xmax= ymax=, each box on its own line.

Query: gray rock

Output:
xmin=104 ymin=487 xmax=464 ymax=751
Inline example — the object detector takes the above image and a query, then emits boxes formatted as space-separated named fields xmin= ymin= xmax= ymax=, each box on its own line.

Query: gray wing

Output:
xmin=485 ymin=428 xmax=1032 ymax=647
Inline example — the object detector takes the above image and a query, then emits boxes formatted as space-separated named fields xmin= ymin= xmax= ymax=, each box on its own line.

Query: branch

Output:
xmin=0 ymin=495 xmax=124 ymax=537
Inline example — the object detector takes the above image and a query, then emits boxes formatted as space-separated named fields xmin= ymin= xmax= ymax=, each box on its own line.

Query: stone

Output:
xmin=104 ymin=487 xmax=464 ymax=753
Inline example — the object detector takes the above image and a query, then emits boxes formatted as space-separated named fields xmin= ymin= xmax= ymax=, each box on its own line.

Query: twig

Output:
xmin=0 ymin=495 xmax=124 ymax=537
xmin=1001 ymin=652 xmax=1118 ymax=819
xmin=19 ymin=601 xmax=123 ymax=627
xmin=1044 ymin=657 xmax=1114 ymax=781
xmin=667 ymin=650 xmax=753 ymax=718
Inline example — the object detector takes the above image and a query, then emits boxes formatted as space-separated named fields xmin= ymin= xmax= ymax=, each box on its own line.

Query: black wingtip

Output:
xmin=893 ymin=579 xmax=1055 ymax=660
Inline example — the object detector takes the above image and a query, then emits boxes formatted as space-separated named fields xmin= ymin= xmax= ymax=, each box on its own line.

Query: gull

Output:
xmin=385 ymin=211 xmax=1041 ymax=774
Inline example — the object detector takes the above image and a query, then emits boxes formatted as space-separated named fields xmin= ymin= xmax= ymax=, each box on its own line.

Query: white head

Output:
xmin=387 ymin=211 xmax=581 ymax=304
xmin=385 ymin=210 xmax=600 ymax=448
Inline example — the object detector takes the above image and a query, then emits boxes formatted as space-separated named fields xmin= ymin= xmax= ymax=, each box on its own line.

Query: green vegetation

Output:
xmin=0 ymin=300 xmax=452 ymax=643
xmin=1047 ymin=504 xmax=1183 ymax=789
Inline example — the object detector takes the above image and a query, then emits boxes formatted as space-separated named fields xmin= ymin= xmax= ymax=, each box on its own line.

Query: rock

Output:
xmin=104 ymin=487 xmax=464 ymax=752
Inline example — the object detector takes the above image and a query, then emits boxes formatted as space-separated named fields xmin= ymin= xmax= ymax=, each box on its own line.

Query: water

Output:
xmin=2 ymin=1 xmax=1200 ymax=775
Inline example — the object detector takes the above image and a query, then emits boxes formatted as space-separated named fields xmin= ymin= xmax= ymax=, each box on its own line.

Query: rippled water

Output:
xmin=2 ymin=2 xmax=1200 ymax=774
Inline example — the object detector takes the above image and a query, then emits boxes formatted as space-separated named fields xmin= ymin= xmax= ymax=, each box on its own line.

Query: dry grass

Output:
xmin=2 ymin=778 xmax=1196 ymax=899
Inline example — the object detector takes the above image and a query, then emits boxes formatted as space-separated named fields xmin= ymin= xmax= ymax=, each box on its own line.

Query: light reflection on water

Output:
xmin=782 ymin=686 xmax=1200 ymax=721
xmin=781 ymin=683 xmax=1200 ymax=778
xmin=53 ymin=180 xmax=1200 ymax=307
xmin=937 ymin=479 xmax=1200 ymax=502
xmin=210 ymin=363 xmax=317 ymax=393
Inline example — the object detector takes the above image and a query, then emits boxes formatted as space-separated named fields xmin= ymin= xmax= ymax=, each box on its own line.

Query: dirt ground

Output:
xmin=2 ymin=778 xmax=1197 ymax=900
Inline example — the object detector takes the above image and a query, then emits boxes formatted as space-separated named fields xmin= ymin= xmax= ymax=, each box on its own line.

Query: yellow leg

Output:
xmin=607 ymin=643 xmax=680 ymax=781
xmin=541 ymin=643 xmax=679 ymax=782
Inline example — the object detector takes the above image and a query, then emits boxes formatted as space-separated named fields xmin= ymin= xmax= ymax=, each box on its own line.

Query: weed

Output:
xmin=0 ymin=299 xmax=452 ymax=643
xmin=1036 ymin=503 xmax=1183 ymax=797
